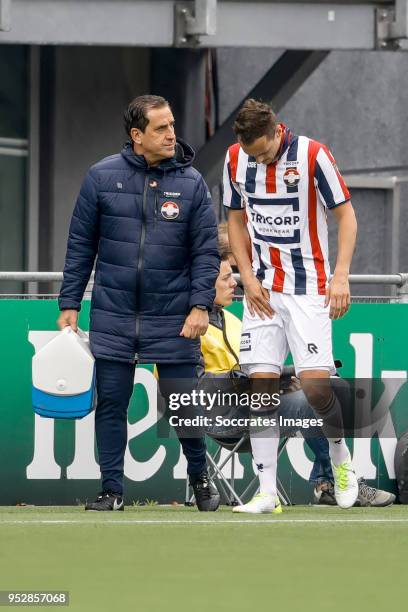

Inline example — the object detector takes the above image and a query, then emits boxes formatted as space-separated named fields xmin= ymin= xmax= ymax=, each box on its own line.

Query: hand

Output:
xmin=243 ymin=276 xmax=274 ymax=319
xmin=324 ymin=273 xmax=350 ymax=319
xmin=57 ymin=309 xmax=78 ymax=332
xmin=180 ymin=307 xmax=209 ymax=339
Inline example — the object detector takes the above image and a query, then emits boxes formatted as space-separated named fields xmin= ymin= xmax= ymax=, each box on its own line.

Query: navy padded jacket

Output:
xmin=58 ymin=139 xmax=219 ymax=364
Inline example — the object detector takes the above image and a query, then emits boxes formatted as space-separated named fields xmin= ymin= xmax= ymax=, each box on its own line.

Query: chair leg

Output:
xmin=240 ymin=475 xmax=259 ymax=502
xmin=206 ymin=446 xmax=222 ymax=482
xmin=188 ymin=450 xmax=232 ymax=505
xmin=229 ymin=453 xmax=239 ymax=506
xmin=206 ymin=453 xmax=243 ymax=505
xmin=277 ymin=476 xmax=291 ymax=506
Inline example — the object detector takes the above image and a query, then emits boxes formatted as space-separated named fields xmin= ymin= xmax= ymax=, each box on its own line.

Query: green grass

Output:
xmin=1 ymin=505 xmax=407 ymax=612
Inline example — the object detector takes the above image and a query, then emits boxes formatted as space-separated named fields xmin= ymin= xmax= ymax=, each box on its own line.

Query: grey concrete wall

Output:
xmin=215 ymin=49 xmax=408 ymax=287
xmin=217 ymin=49 xmax=408 ymax=170
xmin=51 ymin=46 xmax=150 ymax=272
xmin=216 ymin=48 xmax=283 ymax=123
xmin=151 ymin=49 xmax=208 ymax=153
xmin=279 ymin=51 xmax=408 ymax=172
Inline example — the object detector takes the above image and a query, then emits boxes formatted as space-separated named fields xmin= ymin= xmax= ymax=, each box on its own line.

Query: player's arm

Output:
xmin=222 ymin=148 xmax=273 ymax=319
xmin=314 ymin=145 xmax=357 ymax=320
xmin=228 ymin=209 xmax=273 ymax=319
xmin=326 ymin=202 xmax=357 ymax=319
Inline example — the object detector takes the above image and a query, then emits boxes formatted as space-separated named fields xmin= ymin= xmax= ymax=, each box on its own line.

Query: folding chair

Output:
xmin=185 ymin=434 xmax=292 ymax=507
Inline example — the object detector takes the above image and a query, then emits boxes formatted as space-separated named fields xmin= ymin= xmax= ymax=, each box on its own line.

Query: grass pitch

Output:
xmin=1 ymin=505 xmax=407 ymax=611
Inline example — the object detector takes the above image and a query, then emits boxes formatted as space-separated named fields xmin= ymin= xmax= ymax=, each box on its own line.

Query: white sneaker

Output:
xmin=233 ymin=493 xmax=282 ymax=514
xmin=332 ymin=452 xmax=358 ymax=509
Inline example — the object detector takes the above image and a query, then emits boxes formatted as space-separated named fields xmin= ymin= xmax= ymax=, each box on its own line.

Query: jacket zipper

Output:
xmin=134 ymin=174 xmax=150 ymax=361
xmin=154 ymin=191 xmax=159 ymax=227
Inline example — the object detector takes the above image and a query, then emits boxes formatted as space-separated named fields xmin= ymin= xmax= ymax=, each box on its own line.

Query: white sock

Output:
xmin=250 ymin=422 xmax=279 ymax=498
xmin=328 ymin=438 xmax=350 ymax=465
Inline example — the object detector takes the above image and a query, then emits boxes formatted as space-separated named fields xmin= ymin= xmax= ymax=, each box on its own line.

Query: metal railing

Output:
xmin=0 ymin=272 xmax=407 ymax=303
xmin=0 ymin=136 xmax=29 ymax=157
xmin=232 ymin=273 xmax=408 ymax=304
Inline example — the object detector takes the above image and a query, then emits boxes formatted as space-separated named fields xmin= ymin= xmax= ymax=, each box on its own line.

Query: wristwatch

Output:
xmin=192 ymin=304 xmax=210 ymax=312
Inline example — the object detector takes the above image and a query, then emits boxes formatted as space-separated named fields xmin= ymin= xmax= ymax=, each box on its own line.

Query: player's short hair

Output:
xmin=218 ymin=223 xmax=232 ymax=262
xmin=233 ymin=98 xmax=277 ymax=145
xmin=124 ymin=95 xmax=169 ymax=135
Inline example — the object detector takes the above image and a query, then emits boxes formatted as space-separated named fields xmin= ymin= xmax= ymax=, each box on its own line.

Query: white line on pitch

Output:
xmin=1 ymin=518 xmax=408 ymax=525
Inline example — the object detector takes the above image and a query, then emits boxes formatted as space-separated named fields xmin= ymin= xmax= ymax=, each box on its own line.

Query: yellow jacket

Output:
xmin=200 ymin=307 xmax=242 ymax=374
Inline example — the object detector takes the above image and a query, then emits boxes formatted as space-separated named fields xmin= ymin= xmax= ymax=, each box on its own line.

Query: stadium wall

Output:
xmin=216 ymin=49 xmax=408 ymax=278
xmin=1 ymin=46 xmax=408 ymax=287
xmin=50 ymin=46 xmax=151 ymax=275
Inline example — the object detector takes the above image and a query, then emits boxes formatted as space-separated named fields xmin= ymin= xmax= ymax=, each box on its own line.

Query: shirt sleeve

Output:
xmin=314 ymin=146 xmax=351 ymax=209
xmin=222 ymin=147 xmax=244 ymax=210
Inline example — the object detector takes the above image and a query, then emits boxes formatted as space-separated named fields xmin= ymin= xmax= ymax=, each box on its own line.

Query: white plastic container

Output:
xmin=32 ymin=327 xmax=96 ymax=419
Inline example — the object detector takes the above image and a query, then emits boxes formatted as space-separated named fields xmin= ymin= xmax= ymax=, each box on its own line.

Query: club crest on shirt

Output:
xmin=161 ymin=201 xmax=179 ymax=220
xmin=283 ymin=168 xmax=300 ymax=187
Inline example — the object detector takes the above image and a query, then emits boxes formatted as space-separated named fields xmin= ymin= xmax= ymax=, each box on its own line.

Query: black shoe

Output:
xmin=190 ymin=472 xmax=220 ymax=512
xmin=85 ymin=491 xmax=124 ymax=511
xmin=313 ymin=481 xmax=336 ymax=506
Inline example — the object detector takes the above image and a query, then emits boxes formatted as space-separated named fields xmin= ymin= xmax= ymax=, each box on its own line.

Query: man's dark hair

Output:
xmin=124 ymin=95 xmax=169 ymax=135
xmin=233 ymin=98 xmax=277 ymax=145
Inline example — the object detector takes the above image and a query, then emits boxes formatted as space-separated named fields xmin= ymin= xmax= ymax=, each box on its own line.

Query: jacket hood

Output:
xmin=121 ymin=137 xmax=195 ymax=171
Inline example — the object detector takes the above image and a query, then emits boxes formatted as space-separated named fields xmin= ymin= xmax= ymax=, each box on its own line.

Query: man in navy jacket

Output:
xmin=58 ymin=95 xmax=220 ymax=511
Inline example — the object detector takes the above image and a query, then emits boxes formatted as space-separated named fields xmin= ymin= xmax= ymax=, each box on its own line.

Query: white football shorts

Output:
xmin=239 ymin=292 xmax=336 ymax=376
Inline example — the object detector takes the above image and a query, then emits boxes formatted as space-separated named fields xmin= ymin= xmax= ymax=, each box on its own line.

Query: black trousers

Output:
xmin=94 ymin=359 xmax=207 ymax=494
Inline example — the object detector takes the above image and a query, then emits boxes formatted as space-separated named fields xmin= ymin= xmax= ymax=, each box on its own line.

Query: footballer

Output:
xmin=224 ymin=99 xmax=358 ymax=513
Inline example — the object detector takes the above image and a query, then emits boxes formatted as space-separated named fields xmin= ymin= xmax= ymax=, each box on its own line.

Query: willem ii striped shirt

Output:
xmin=223 ymin=125 xmax=350 ymax=295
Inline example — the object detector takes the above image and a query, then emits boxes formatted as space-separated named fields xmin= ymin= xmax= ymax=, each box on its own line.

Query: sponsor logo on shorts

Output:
xmin=240 ymin=332 xmax=251 ymax=352
xmin=307 ymin=343 xmax=319 ymax=354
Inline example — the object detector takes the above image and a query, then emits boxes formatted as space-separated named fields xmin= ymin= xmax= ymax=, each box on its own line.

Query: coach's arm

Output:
xmin=57 ymin=169 xmax=100 ymax=332
xmin=180 ymin=177 xmax=220 ymax=339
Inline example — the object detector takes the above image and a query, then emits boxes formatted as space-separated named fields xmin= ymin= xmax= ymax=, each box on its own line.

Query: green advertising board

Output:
xmin=0 ymin=299 xmax=407 ymax=506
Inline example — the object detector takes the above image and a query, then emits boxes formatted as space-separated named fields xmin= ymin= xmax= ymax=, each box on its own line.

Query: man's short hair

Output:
xmin=124 ymin=95 xmax=169 ymax=135
xmin=218 ymin=223 xmax=232 ymax=261
xmin=233 ymin=98 xmax=277 ymax=146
